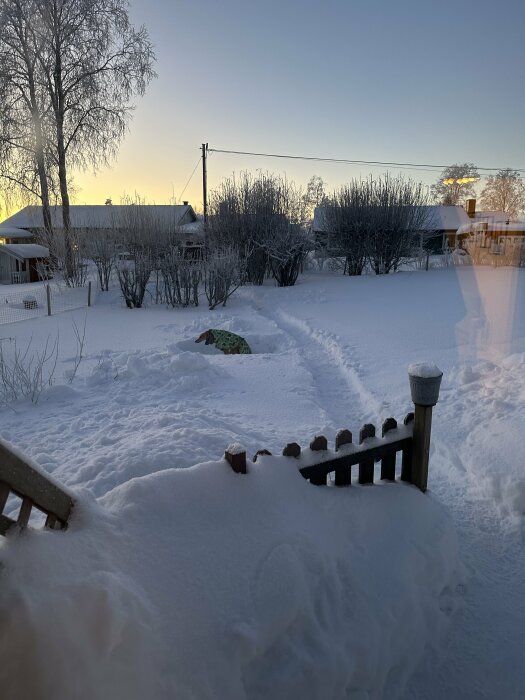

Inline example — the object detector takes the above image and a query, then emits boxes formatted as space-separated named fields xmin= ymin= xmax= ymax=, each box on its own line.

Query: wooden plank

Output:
xmin=0 ymin=442 xmax=74 ymax=522
xmin=45 ymin=513 xmax=57 ymax=529
xmin=17 ymin=497 xmax=33 ymax=528
xmin=412 ymin=405 xmax=433 ymax=492
xmin=299 ymin=436 xmax=412 ymax=482
xmin=381 ymin=418 xmax=397 ymax=480
xmin=401 ymin=445 xmax=413 ymax=482
xmin=358 ymin=424 xmax=375 ymax=484
xmin=0 ymin=514 xmax=15 ymax=536
xmin=335 ymin=430 xmax=352 ymax=486
xmin=401 ymin=412 xmax=414 ymax=482
xmin=0 ymin=481 xmax=10 ymax=514
xmin=309 ymin=435 xmax=328 ymax=485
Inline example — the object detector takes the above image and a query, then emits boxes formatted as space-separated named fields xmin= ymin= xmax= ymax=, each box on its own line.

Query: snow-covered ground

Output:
xmin=0 ymin=266 xmax=524 ymax=699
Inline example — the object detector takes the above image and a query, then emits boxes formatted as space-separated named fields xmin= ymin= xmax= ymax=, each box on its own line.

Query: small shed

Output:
xmin=0 ymin=226 xmax=36 ymax=244
xmin=0 ymin=244 xmax=50 ymax=284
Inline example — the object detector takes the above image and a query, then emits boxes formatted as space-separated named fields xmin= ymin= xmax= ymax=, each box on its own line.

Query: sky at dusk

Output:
xmin=72 ymin=0 xmax=525 ymax=212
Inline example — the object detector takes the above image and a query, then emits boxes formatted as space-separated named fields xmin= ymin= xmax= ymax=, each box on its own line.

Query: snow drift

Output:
xmin=0 ymin=455 xmax=462 ymax=700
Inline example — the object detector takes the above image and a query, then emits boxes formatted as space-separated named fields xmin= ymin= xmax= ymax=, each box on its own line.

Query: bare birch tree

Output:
xmin=0 ymin=0 xmax=156 ymax=283
xmin=0 ymin=0 xmax=56 ymax=247
xmin=431 ymin=163 xmax=479 ymax=205
xmin=34 ymin=0 xmax=156 ymax=281
xmin=480 ymin=169 xmax=525 ymax=219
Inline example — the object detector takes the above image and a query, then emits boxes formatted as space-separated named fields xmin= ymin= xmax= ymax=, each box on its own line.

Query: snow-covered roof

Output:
xmin=457 ymin=221 xmax=525 ymax=236
xmin=313 ymin=204 xmax=470 ymax=232
xmin=474 ymin=210 xmax=511 ymax=223
xmin=0 ymin=244 xmax=49 ymax=259
xmin=417 ymin=206 xmax=470 ymax=231
xmin=0 ymin=226 xmax=34 ymax=238
xmin=0 ymin=204 xmax=197 ymax=230
xmin=178 ymin=219 xmax=205 ymax=240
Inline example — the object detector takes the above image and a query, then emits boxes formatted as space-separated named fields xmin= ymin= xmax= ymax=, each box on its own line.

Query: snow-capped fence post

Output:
xmin=358 ymin=424 xmax=375 ymax=484
xmin=225 ymin=444 xmax=247 ymax=474
xmin=334 ymin=429 xmax=353 ymax=486
xmin=408 ymin=364 xmax=443 ymax=493
xmin=309 ymin=436 xmax=328 ymax=485
xmin=88 ymin=281 xmax=92 ymax=307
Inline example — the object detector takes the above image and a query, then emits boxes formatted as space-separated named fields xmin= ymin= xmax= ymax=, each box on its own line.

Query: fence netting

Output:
xmin=0 ymin=283 xmax=94 ymax=325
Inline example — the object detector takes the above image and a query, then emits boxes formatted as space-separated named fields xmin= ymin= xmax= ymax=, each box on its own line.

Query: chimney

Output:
xmin=466 ymin=199 xmax=476 ymax=218
xmin=183 ymin=200 xmax=189 ymax=206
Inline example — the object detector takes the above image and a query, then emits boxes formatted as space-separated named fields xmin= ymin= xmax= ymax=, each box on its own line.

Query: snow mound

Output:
xmin=0 ymin=456 xmax=462 ymax=699
xmin=447 ymin=355 xmax=525 ymax=525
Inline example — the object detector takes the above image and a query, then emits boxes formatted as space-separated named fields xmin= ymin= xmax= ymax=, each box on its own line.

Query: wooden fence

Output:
xmin=225 ymin=412 xmax=423 ymax=488
xmin=225 ymin=368 xmax=442 ymax=491
xmin=0 ymin=441 xmax=74 ymax=536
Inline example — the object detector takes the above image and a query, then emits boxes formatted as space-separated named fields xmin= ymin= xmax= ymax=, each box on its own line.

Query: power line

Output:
xmin=177 ymin=156 xmax=202 ymax=203
xmin=208 ymin=148 xmax=525 ymax=175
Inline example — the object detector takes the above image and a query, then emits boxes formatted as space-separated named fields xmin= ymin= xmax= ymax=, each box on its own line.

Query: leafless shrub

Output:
xmin=86 ymin=230 xmax=118 ymax=291
xmin=209 ymin=172 xmax=309 ymax=286
xmin=265 ymin=224 xmax=312 ymax=287
xmin=160 ymin=250 xmax=202 ymax=307
xmin=53 ymin=229 xmax=88 ymax=287
xmin=321 ymin=183 xmax=370 ymax=276
xmin=324 ymin=176 xmax=433 ymax=275
xmin=66 ymin=317 xmax=87 ymax=383
xmin=0 ymin=335 xmax=58 ymax=404
xmin=203 ymin=246 xmax=245 ymax=309
xmin=114 ymin=200 xmax=159 ymax=308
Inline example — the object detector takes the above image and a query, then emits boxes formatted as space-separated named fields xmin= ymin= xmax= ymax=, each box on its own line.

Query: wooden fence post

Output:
xmin=335 ymin=429 xmax=352 ymax=486
xmin=380 ymin=418 xmax=397 ymax=481
xmin=46 ymin=284 xmax=51 ymax=316
xmin=87 ymin=281 xmax=92 ymax=307
xmin=225 ymin=447 xmax=247 ymax=474
xmin=408 ymin=365 xmax=443 ymax=492
xmin=358 ymin=424 xmax=375 ymax=484
xmin=309 ymin=435 xmax=328 ymax=485
xmin=411 ymin=405 xmax=433 ymax=492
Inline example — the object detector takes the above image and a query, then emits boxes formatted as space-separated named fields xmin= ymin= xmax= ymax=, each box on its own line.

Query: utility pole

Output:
xmin=202 ymin=143 xmax=208 ymax=224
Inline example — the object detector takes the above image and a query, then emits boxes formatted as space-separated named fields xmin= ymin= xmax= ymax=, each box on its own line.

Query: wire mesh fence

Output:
xmin=0 ymin=282 xmax=94 ymax=325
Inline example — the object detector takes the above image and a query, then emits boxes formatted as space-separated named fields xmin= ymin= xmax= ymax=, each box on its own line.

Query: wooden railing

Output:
xmin=225 ymin=412 xmax=423 ymax=489
xmin=0 ymin=441 xmax=74 ymax=535
xmin=225 ymin=367 xmax=443 ymax=493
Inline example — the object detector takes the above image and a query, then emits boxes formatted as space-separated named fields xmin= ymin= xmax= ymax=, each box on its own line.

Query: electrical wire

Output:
xmin=207 ymin=148 xmax=525 ymax=175
xmin=177 ymin=156 xmax=202 ymax=203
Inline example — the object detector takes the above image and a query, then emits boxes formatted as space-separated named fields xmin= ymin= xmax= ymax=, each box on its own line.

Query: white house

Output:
xmin=0 ymin=203 xmax=205 ymax=250
xmin=0 ymin=244 xmax=50 ymax=284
